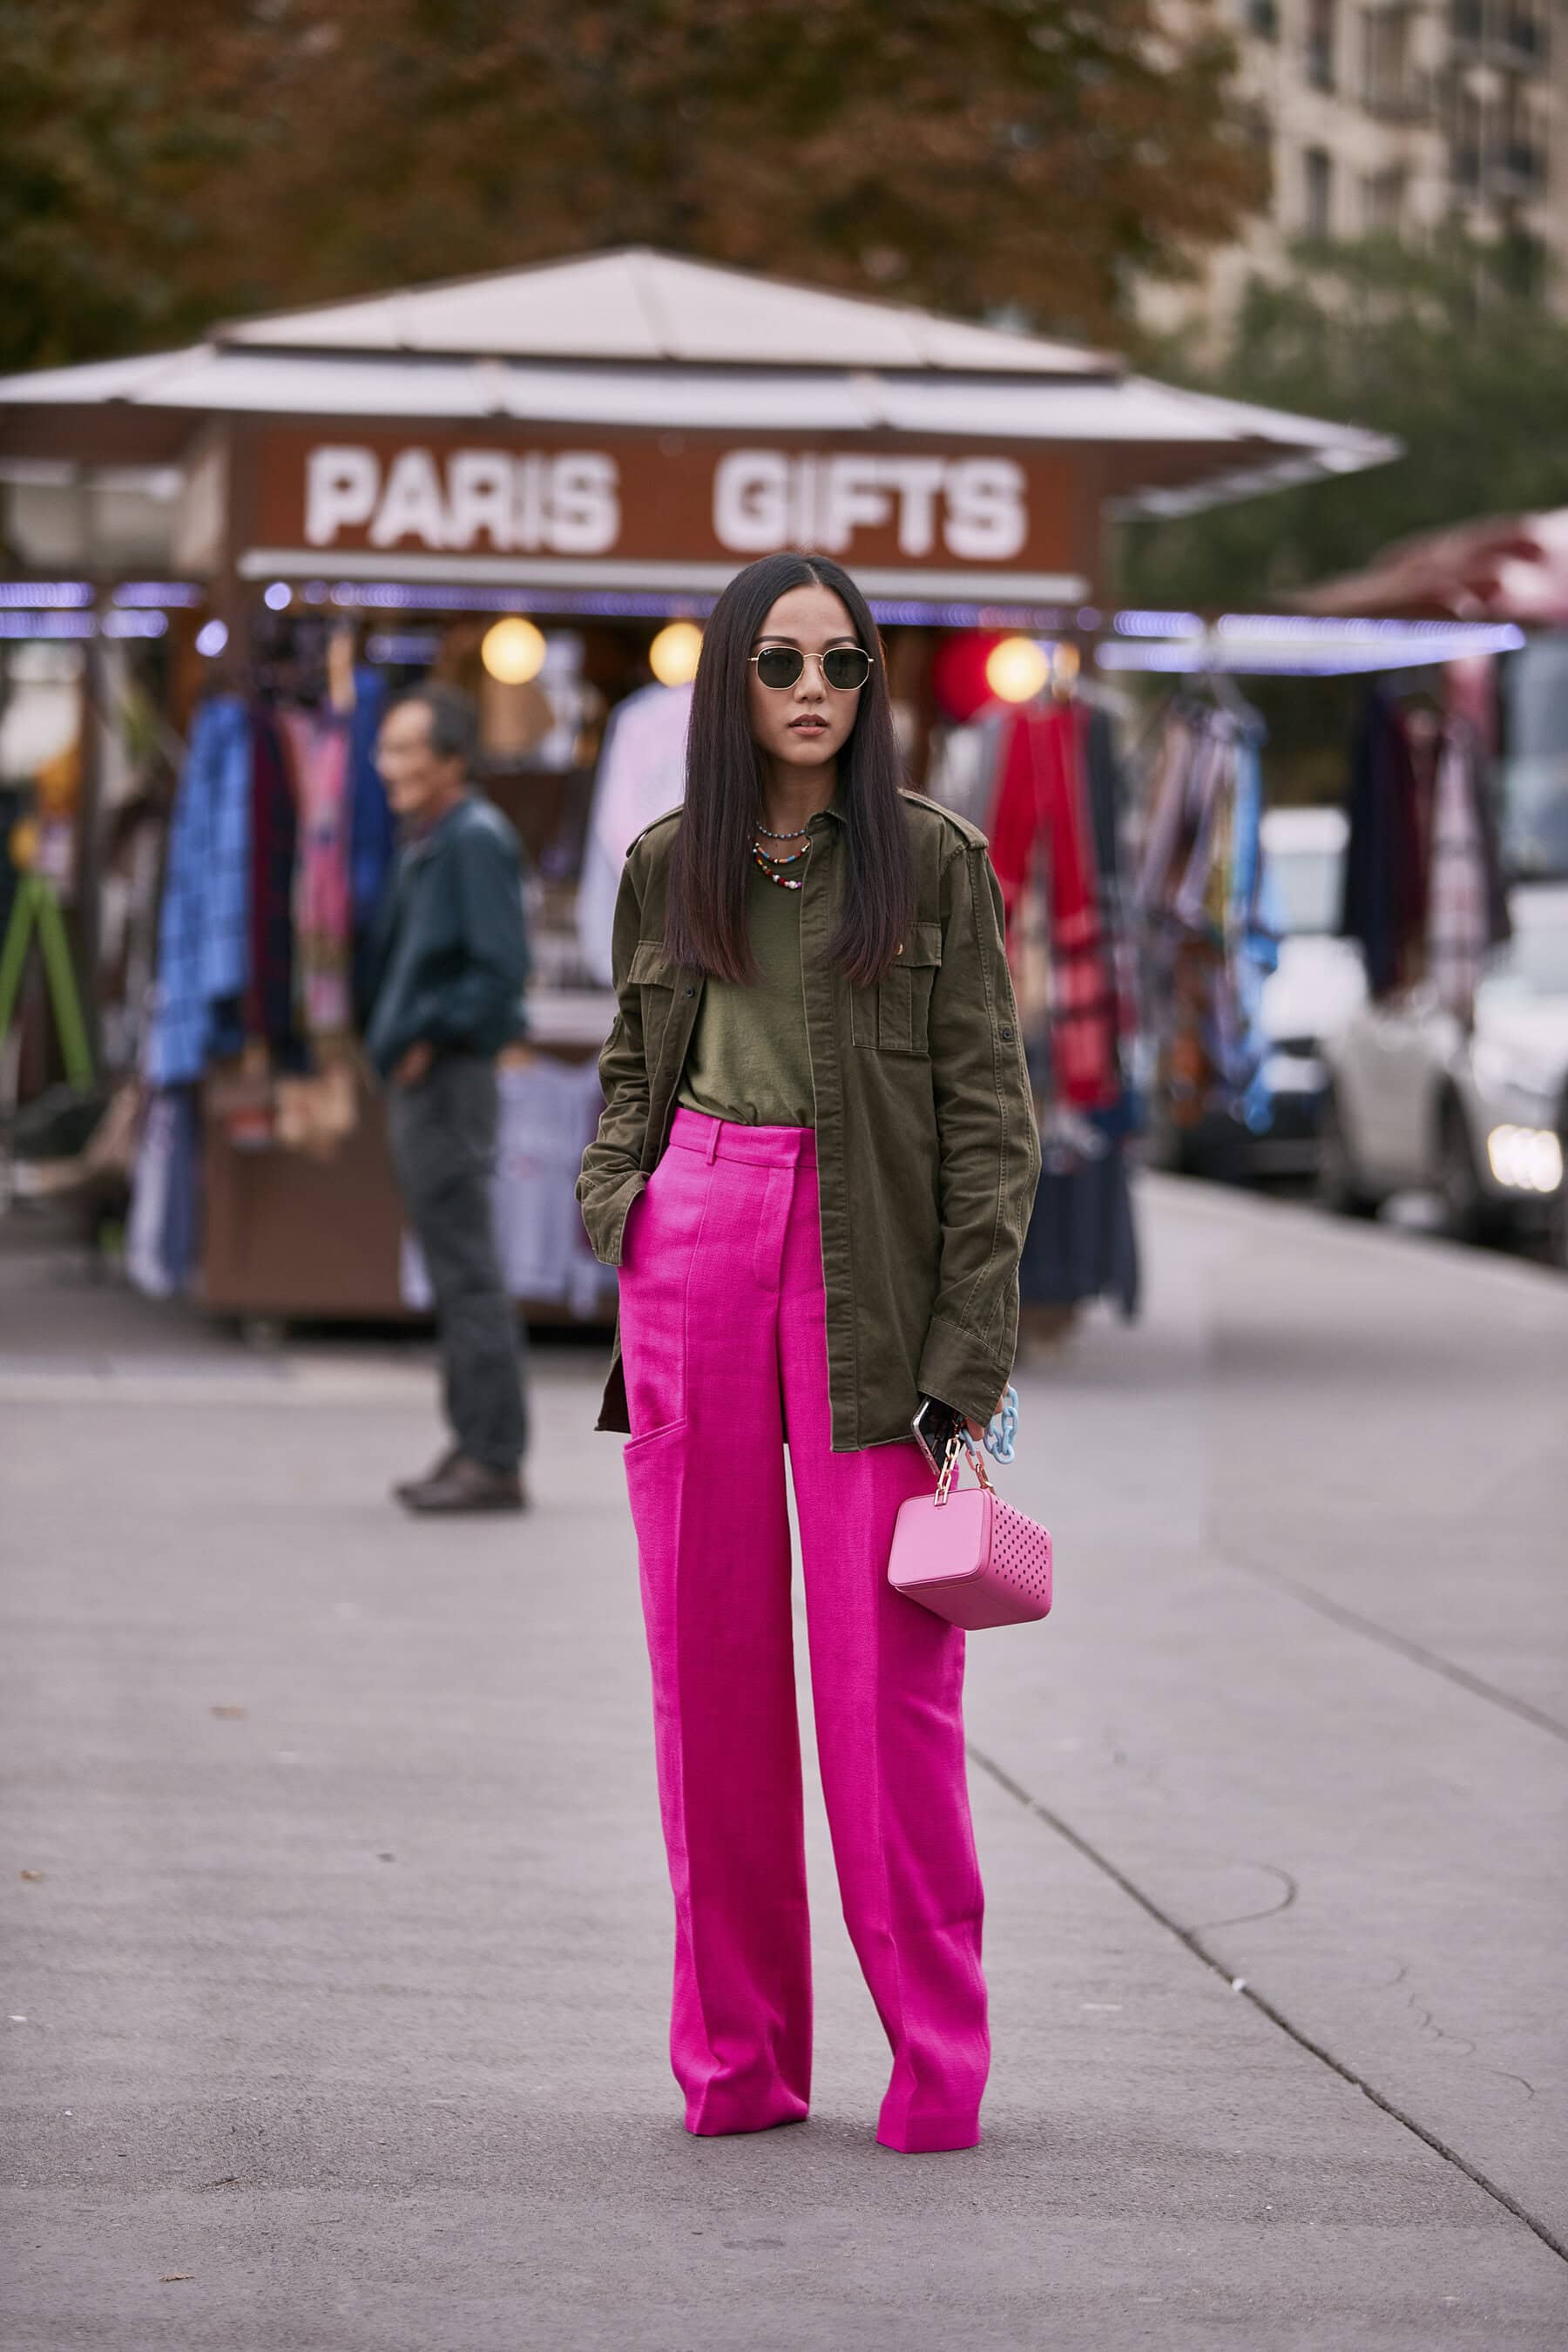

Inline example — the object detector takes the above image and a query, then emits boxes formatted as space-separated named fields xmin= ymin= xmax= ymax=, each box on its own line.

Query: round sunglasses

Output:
xmin=749 ymin=645 xmax=874 ymax=693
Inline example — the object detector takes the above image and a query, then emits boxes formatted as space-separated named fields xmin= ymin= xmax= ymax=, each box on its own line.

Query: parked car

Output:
xmin=1145 ymin=807 xmax=1362 ymax=1180
xmin=1320 ymin=882 xmax=1568 ymax=1260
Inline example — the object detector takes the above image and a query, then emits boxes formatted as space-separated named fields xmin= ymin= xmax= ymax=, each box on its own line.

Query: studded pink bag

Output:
xmin=888 ymin=1436 xmax=1052 ymax=1630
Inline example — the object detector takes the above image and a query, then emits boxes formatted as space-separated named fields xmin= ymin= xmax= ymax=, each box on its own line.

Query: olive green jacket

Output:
xmin=577 ymin=791 xmax=1041 ymax=1451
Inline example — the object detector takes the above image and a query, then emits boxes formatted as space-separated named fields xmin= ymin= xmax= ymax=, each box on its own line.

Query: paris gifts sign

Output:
xmin=245 ymin=426 xmax=1091 ymax=586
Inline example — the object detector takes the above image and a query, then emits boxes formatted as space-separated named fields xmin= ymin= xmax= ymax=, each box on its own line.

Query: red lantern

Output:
xmin=930 ymin=632 xmax=1005 ymax=723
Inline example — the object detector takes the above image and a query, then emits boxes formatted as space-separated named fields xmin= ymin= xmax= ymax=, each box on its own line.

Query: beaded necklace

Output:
xmin=752 ymin=838 xmax=808 ymax=891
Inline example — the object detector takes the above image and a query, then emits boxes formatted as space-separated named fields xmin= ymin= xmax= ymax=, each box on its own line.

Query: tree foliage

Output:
xmin=1122 ymin=237 xmax=1568 ymax=609
xmin=0 ymin=1 xmax=1263 ymax=372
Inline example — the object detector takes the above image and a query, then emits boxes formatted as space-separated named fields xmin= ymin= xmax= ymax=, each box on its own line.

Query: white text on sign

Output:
xmin=302 ymin=444 xmax=1031 ymax=564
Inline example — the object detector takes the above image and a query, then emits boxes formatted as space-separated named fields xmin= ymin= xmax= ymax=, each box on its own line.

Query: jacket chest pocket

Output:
xmin=630 ymin=937 xmax=681 ymax=1071
xmin=850 ymin=923 xmax=943 ymax=1058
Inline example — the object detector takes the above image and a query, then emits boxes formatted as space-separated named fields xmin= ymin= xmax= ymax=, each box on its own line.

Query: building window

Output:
xmin=1452 ymin=86 xmax=1484 ymax=192
xmin=1363 ymin=166 xmax=1407 ymax=232
xmin=1307 ymin=0 xmax=1337 ymax=90
xmin=1500 ymin=6 xmax=1547 ymax=65
xmin=1304 ymin=145 xmax=1335 ymax=236
xmin=1362 ymin=5 xmax=1415 ymax=116
xmin=1450 ymin=0 xmax=1484 ymax=46
xmin=1247 ymin=0 xmax=1280 ymax=34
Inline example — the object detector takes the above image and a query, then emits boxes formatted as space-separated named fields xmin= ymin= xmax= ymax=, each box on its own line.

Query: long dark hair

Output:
xmin=664 ymin=551 xmax=915 ymax=986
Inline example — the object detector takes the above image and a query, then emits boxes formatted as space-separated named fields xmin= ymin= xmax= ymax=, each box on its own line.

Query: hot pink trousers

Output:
xmin=617 ymin=1107 xmax=989 ymax=2153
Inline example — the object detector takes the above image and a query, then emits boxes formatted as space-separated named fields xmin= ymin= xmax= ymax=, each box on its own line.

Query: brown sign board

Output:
xmin=241 ymin=424 xmax=1098 ymax=593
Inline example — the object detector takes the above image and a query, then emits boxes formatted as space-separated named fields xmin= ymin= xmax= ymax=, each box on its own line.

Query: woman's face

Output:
xmin=746 ymin=584 xmax=866 ymax=780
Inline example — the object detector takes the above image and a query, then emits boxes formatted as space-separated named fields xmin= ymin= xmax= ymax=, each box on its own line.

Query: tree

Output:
xmin=0 ymin=3 xmax=260 ymax=372
xmin=0 ymin=1 xmax=1264 ymax=372
xmin=1121 ymin=235 xmax=1568 ymax=611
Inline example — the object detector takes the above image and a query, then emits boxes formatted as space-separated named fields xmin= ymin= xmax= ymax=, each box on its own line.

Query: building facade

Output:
xmin=1143 ymin=0 xmax=1568 ymax=333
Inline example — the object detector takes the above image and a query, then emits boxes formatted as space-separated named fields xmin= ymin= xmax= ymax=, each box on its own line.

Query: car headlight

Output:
xmin=1486 ymin=1124 xmax=1565 ymax=1194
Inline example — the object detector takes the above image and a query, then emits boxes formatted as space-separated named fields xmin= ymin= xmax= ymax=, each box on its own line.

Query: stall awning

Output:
xmin=0 ymin=246 xmax=1396 ymax=523
xmin=1296 ymin=506 xmax=1568 ymax=625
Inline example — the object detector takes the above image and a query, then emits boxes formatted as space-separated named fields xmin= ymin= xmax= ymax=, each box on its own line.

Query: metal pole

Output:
xmin=75 ymin=621 xmax=105 ymax=1074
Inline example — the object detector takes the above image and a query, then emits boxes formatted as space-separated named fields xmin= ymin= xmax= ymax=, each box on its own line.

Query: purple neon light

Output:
xmin=365 ymin=632 xmax=443 ymax=666
xmin=0 ymin=612 xmax=96 ymax=639
xmin=1097 ymin=626 xmax=1524 ymax=676
xmin=101 ymin=611 xmax=169 ymax=639
xmin=0 ymin=582 xmax=92 ymax=609
xmin=308 ymin=579 xmax=1074 ymax=630
xmin=112 ymin=582 xmax=204 ymax=608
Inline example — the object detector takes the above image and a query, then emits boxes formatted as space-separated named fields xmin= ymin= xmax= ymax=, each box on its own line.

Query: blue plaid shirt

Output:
xmin=145 ymin=694 xmax=251 ymax=1088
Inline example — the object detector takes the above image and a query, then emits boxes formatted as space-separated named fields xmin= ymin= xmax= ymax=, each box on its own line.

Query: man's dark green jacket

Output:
xmin=362 ymin=795 xmax=529 ymax=1078
xmin=578 ymin=791 xmax=1041 ymax=1451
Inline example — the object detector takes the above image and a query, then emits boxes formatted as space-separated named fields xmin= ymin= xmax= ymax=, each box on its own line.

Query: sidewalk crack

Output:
xmin=967 ymin=1739 xmax=1568 ymax=2268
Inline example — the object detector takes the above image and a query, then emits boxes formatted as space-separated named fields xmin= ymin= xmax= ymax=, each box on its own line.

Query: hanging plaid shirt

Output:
xmin=145 ymin=694 xmax=251 ymax=1088
xmin=1427 ymin=718 xmax=1497 ymax=1017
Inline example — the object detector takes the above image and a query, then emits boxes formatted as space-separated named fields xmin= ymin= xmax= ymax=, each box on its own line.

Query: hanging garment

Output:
xmin=988 ymin=701 xmax=1119 ymax=1110
xmin=1426 ymin=724 xmax=1491 ymax=1017
xmin=1424 ymin=714 xmax=1511 ymax=1014
xmin=576 ymin=680 xmax=693 ymax=986
xmin=1341 ymin=687 xmax=1428 ymax=1000
xmin=125 ymin=1085 xmax=202 ymax=1297
xmin=1213 ymin=728 xmax=1280 ymax=1132
xmin=1342 ymin=690 xmax=1509 ymax=1009
xmin=281 ymin=710 xmax=354 ymax=1038
xmin=1137 ymin=702 xmax=1278 ymax=1130
xmin=1083 ymin=704 xmax=1142 ymax=1072
xmin=145 ymin=695 xmax=251 ymax=1088
xmin=347 ymin=667 xmax=395 ymax=935
xmin=923 ymin=713 xmax=1010 ymax=832
xmin=1020 ymin=1109 xmax=1139 ymax=1319
xmin=242 ymin=702 xmax=299 ymax=1052
xmin=980 ymin=695 xmax=1141 ymax=1315
xmin=346 ymin=669 xmax=395 ymax=1018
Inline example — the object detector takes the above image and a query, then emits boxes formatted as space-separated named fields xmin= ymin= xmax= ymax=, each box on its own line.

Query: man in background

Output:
xmin=364 ymin=685 xmax=530 ymax=1512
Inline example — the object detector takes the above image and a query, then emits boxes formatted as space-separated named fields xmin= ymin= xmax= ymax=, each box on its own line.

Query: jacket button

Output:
xmin=684 ymin=986 xmax=695 ymax=997
xmin=1000 ymin=1025 xmax=1014 ymax=1042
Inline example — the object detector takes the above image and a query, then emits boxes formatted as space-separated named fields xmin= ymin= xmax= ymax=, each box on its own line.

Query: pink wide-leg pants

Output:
xmin=617 ymin=1107 xmax=989 ymax=2153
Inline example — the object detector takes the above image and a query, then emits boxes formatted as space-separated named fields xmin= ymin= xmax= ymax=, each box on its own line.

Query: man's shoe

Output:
xmin=392 ymin=1444 xmax=461 ymax=1505
xmin=399 ymin=1455 xmax=526 ymax=1514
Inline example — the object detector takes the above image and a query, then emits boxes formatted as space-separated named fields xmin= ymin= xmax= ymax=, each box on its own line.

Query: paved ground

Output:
xmin=2 ymin=1179 xmax=1566 ymax=2350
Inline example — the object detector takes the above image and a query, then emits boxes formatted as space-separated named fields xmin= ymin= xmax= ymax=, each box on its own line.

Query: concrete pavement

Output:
xmin=2 ymin=1179 xmax=1566 ymax=2349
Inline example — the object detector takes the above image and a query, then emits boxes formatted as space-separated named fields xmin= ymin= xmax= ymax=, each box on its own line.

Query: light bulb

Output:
xmin=984 ymin=636 xmax=1051 ymax=705
xmin=481 ymin=617 xmax=546 ymax=685
xmin=649 ymin=621 xmax=703 ymax=686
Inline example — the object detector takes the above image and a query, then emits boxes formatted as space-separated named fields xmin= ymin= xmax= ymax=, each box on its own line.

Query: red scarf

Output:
xmin=987 ymin=701 xmax=1119 ymax=1109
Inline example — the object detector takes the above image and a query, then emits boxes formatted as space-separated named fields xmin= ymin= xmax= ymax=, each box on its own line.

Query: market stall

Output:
xmin=0 ymin=247 xmax=1400 ymax=1321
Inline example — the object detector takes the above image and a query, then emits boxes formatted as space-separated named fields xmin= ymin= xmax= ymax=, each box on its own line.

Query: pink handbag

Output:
xmin=888 ymin=1436 xmax=1052 ymax=1630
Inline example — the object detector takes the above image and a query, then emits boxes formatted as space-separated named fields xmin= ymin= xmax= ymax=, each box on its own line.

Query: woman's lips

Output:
xmin=789 ymin=717 xmax=828 ymax=732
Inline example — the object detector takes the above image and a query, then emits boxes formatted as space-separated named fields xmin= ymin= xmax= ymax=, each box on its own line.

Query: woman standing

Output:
xmin=577 ymin=552 xmax=1039 ymax=2154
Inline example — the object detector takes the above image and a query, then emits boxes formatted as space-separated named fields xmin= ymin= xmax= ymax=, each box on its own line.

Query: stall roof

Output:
xmin=0 ymin=247 xmax=1396 ymax=519
xmin=216 ymin=247 xmax=1117 ymax=375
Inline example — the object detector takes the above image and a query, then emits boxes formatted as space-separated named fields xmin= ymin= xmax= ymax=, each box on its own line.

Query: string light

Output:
xmin=648 ymin=621 xmax=703 ymax=686
xmin=480 ymin=616 xmax=546 ymax=684
xmin=985 ymin=636 xmax=1051 ymax=704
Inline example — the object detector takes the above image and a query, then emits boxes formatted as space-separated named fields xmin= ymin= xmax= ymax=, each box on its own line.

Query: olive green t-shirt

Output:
xmin=677 ymin=862 xmax=815 ymax=1127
